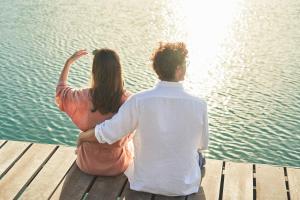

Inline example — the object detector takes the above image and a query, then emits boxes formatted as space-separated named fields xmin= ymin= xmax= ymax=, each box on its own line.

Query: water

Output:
xmin=0 ymin=0 xmax=299 ymax=167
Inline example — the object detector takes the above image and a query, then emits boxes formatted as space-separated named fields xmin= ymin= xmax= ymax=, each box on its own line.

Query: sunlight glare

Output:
xmin=178 ymin=0 xmax=241 ymax=97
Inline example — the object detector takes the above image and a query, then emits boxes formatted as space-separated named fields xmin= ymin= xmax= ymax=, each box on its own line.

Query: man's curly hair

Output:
xmin=151 ymin=42 xmax=188 ymax=81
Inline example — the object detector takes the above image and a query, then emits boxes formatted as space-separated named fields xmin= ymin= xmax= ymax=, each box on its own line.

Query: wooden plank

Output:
xmin=49 ymin=177 xmax=66 ymax=200
xmin=87 ymin=174 xmax=127 ymax=199
xmin=20 ymin=146 xmax=76 ymax=199
xmin=188 ymin=159 xmax=223 ymax=200
xmin=0 ymin=141 xmax=31 ymax=177
xmin=222 ymin=161 xmax=253 ymax=200
xmin=256 ymin=164 xmax=287 ymax=200
xmin=0 ymin=143 xmax=56 ymax=200
xmin=287 ymin=167 xmax=300 ymax=199
xmin=120 ymin=182 xmax=153 ymax=200
xmin=56 ymin=163 xmax=95 ymax=200
xmin=154 ymin=195 xmax=186 ymax=199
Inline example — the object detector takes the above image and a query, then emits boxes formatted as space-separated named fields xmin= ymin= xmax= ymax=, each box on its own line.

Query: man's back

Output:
xmin=125 ymin=81 xmax=208 ymax=195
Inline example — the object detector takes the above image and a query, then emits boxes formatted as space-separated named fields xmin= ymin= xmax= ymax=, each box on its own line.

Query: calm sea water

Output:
xmin=0 ymin=0 xmax=299 ymax=167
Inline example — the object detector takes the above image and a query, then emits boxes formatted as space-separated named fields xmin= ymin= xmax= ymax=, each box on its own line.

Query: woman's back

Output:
xmin=55 ymin=49 xmax=133 ymax=176
xmin=56 ymin=82 xmax=133 ymax=175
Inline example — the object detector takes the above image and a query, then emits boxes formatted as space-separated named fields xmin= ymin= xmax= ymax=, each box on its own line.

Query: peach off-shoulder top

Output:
xmin=55 ymin=81 xmax=133 ymax=176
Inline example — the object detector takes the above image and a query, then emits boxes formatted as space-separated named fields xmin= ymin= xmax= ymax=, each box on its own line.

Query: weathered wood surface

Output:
xmin=0 ymin=141 xmax=31 ymax=177
xmin=120 ymin=182 xmax=153 ymax=200
xmin=188 ymin=159 xmax=223 ymax=200
xmin=287 ymin=167 xmax=300 ymax=200
xmin=87 ymin=174 xmax=127 ymax=199
xmin=49 ymin=177 xmax=66 ymax=200
xmin=57 ymin=164 xmax=96 ymax=200
xmin=0 ymin=140 xmax=299 ymax=200
xmin=222 ymin=162 xmax=253 ymax=200
xmin=21 ymin=146 xmax=76 ymax=200
xmin=256 ymin=164 xmax=287 ymax=200
xmin=0 ymin=143 xmax=56 ymax=200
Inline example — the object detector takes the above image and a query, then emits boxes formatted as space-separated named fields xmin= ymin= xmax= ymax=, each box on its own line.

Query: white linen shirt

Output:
xmin=95 ymin=81 xmax=209 ymax=196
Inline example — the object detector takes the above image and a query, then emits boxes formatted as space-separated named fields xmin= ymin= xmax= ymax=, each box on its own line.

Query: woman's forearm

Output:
xmin=58 ymin=50 xmax=88 ymax=83
xmin=58 ymin=61 xmax=72 ymax=83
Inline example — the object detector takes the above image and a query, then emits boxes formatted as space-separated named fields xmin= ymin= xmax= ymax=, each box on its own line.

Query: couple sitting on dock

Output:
xmin=55 ymin=42 xmax=209 ymax=196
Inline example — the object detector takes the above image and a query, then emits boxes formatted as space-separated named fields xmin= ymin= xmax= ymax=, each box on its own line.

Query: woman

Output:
xmin=55 ymin=49 xmax=133 ymax=176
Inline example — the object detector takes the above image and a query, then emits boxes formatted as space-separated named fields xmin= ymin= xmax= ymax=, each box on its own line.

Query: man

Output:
xmin=78 ymin=42 xmax=209 ymax=196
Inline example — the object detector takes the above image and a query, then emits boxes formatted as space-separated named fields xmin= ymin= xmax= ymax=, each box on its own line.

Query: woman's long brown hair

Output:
xmin=90 ymin=49 xmax=124 ymax=114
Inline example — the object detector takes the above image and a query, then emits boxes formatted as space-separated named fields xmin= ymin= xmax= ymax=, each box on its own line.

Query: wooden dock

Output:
xmin=0 ymin=140 xmax=299 ymax=200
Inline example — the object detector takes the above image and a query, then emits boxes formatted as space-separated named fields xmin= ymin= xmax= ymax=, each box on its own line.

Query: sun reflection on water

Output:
xmin=165 ymin=0 xmax=243 ymax=97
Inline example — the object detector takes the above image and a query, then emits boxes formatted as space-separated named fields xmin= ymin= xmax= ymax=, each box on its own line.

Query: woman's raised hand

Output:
xmin=66 ymin=49 xmax=88 ymax=65
xmin=58 ymin=49 xmax=88 ymax=86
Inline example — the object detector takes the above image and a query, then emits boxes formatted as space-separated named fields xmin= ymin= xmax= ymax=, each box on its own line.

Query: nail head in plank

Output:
xmin=222 ymin=161 xmax=253 ymax=200
xmin=188 ymin=159 xmax=223 ymax=200
xmin=0 ymin=143 xmax=56 ymax=200
xmin=58 ymin=164 xmax=95 ymax=200
xmin=287 ymin=167 xmax=300 ymax=199
xmin=256 ymin=164 xmax=287 ymax=200
xmin=20 ymin=146 xmax=76 ymax=199
xmin=120 ymin=182 xmax=153 ymax=200
xmin=0 ymin=141 xmax=31 ymax=176
xmin=87 ymin=174 xmax=127 ymax=200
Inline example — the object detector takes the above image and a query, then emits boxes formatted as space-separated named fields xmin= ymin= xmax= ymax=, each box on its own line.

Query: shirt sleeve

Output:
xmin=55 ymin=81 xmax=81 ymax=118
xmin=199 ymin=102 xmax=209 ymax=150
xmin=95 ymin=95 xmax=138 ymax=144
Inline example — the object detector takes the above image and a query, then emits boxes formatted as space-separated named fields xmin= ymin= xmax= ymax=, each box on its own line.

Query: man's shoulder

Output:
xmin=182 ymin=90 xmax=207 ymax=106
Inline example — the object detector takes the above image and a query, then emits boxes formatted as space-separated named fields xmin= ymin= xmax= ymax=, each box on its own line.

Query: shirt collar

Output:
xmin=156 ymin=81 xmax=184 ymax=88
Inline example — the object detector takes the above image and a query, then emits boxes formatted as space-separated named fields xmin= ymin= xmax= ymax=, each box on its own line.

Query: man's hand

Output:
xmin=76 ymin=128 xmax=98 ymax=148
xmin=77 ymin=132 xmax=84 ymax=148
